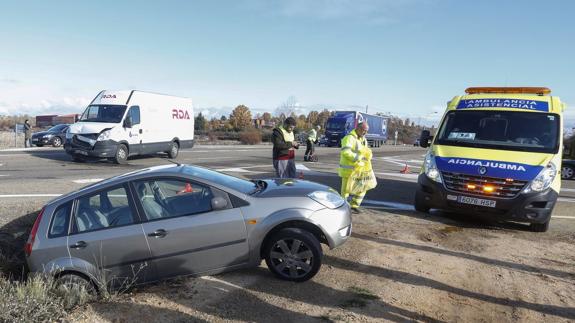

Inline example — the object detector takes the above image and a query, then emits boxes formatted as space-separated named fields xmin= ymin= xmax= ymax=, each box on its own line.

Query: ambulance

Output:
xmin=415 ymin=87 xmax=565 ymax=232
xmin=65 ymin=90 xmax=194 ymax=164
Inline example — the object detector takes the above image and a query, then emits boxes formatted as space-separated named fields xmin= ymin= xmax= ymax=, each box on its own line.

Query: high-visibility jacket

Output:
xmin=338 ymin=129 xmax=370 ymax=177
xmin=307 ymin=128 xmax=317 ymax=142
xmin=272 ymin=125 xmax=296 ymax=160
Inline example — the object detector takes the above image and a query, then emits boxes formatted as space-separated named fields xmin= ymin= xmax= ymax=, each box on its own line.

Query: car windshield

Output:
xmin=47 ymin=124 xmax=68 ymax=132
xmin=79 ymin=105 xmax=127 ymax=123
xmin=182 ymin=166 xmax=256 ymax=194
xmin=326 ymin=121 xmax=345 ymax=131
xmin=436 ymin=110 xmax=559 ymax=153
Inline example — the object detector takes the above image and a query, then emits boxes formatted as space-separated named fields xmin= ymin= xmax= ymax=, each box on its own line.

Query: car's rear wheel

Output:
xmin=55 ymin=273 xmax=97 ymax=296
xmin=52 ymin=137 xmax=62 ymax=147
xmin=561 ymin=165 xmax=574 ymax=180
xmin=167 ymin=141 xmax=179 ymax=159
xmin=264 ymin=228 xmax=322 ymax=282
xmin=114 ymin=144 xmax=128 ymax=164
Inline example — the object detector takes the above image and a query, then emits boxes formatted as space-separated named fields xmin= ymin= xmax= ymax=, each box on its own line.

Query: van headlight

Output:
xmin=423 ymin=152 xmax=442 ymax=183
xmin=308 ymin=191 xmax=345 ymax=209
xmin=97 ymin=129 xmax=111 ymax=141
xmin=523 ymin=162 xmax=556 ymax=193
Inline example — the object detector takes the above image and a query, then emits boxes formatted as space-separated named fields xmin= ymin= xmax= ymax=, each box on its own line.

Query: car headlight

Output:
xmin=423 ymin=152 xmax=442 ymax=183
xmin=523 ymin=162 xmax=556 ymax=193
xmin=97 ymin=129 xmax=111 ymax=141
xmin=308 ymin=191 xmax=345 ymax=209
xmin=43 ymin=134 xmax=54 ymax=139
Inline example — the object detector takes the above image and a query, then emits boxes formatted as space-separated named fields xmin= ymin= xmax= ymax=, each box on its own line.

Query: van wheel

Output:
xmin=561 ymin=165 xmax=574 ymax=180
xmin=529 ymin=220 xmax=550 ymax=232
xmin=114 ymin=144 xmax=128 ymax=164
xmin=264 ymin=228 xmax=322 ymax=282
xmin=414 ymin=190 xmax=430 ymax=213
xmin=55 ymin=273 xmax=97 ymax=296
xmin=52 ymin=137 xmax=62 ymax=147
xmin=167 ymin=142 xmax=179 ymax=159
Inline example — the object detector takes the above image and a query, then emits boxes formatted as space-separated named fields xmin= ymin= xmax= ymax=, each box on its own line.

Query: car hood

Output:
xmin=32 ymin=131 xmax=52 ymax=137
xmin=68 ymin=122 xmax=115 ymax=134
xmin=255 ymin=179 xmax=335 ymax=198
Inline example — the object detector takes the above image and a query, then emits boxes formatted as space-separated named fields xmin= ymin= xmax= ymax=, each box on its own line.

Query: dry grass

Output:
xmin=0 ymin=131 xmax=25 ymax=149
xmin=239 ymin=130 xmax=262 ymax=145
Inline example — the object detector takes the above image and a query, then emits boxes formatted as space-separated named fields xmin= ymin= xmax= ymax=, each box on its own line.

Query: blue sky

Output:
xmin=0 ymin=0 xmax=574 ymax=127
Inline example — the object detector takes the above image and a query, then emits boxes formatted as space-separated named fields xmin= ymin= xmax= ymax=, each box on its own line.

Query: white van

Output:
xmin=65 ymin=90 xmax=194 ymax=164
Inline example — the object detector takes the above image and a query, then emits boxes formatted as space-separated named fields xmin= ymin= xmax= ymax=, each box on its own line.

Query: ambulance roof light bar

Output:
xmin=465 ymin=87 xmax=551 ymax=95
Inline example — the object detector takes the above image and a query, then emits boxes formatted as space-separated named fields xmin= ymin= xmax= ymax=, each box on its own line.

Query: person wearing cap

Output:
xmin=24 ymin=119 xmax=32 ymax=148
xmin=272 ymin=117 xmax=300 ymax=178
xmin=338 ymin=122 xmax=372 ymax=213
xmin=304 ymin=125 xmax=321 ymax=162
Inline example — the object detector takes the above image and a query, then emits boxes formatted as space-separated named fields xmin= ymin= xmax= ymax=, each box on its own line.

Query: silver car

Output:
xmin=25 ymin=164 xmax=351 ymax=290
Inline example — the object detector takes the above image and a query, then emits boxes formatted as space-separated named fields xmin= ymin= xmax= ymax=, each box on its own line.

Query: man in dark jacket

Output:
xmin=24 ymin=119 xmax=32 ymax=148
xmin=272 ymin=117 xmax=299 ymax=178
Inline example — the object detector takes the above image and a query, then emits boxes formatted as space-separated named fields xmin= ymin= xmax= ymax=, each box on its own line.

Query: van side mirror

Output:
xmin=419 ymin=130 xmax=432 ymax=148
xmin=211 ymin=196 xmax=228 ymax=210
xmin=123 ymin=117 xmax=132 ymax=128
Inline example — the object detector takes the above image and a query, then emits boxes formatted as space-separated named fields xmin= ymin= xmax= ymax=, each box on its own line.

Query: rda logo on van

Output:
xmin=101 ymin=94 xmax=117 ymax=99
xmin=172 ymin=109 xmax=190 ymax=120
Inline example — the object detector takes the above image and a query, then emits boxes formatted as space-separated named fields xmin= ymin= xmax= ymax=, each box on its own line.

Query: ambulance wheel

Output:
xmin=529 ymin=220 xmax=549 ymax=232
xmin=167 ymin=141 xmax=179 ymax=159
xmin=114 ymin=144 xmax=128 ymax=164
xmin=414 ymin=190 xmax=430 ymax=213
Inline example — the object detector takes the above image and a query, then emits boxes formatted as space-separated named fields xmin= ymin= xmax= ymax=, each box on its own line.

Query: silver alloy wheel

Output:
xmin=562 ymin=166 xmax=574 ymax=179
xmin=118 ymin=147 xmax=127 ymax=160
xmin=52 ymin=137 xmax=62 ymax=147
xmin=269 ymin=238 xmax=314 ymax=279
xmin=171 ymin=144 xmax=178 ymax=156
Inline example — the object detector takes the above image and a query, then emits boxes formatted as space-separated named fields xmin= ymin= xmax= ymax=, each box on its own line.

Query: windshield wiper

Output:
xmin=249 ymin=179 xmax=267 ymax=195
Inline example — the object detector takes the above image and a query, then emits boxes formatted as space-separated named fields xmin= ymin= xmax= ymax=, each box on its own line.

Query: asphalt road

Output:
xmin=0 ymin=143 xmax=574 ymax=232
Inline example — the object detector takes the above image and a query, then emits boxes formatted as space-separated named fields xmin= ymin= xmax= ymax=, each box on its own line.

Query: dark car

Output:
xmin=562 ymin=159 xmax=575 ymax=180
xmin=31 ymin=124 xmax=69 ymax=147
xmin=318 ymin=135 xmax=328 ymax=147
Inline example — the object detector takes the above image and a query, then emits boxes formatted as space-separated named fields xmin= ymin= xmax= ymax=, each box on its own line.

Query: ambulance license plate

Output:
xmin=457 ymin=196 xmax=496 ymax=208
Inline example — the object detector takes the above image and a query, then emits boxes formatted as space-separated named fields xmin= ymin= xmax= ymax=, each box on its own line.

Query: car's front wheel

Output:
xmin=55 ymin=273 xmax=97 ymax=296
xmin=264 ymin=228 xmax=322 ymax=282
xmin=52 ymin=137 xmax=62 ymax=147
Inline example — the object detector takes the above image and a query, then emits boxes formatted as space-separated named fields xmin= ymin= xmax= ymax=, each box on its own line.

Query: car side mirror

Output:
xmin=211 ymin=196 xmax=228 ymax=210
xmin=123 ymin=117 xmax=132 ymax=128
xmin=419 ymin=130 xmax=433 ymax=148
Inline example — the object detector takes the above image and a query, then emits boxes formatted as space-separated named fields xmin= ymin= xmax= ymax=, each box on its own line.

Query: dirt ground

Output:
xmin=67 ymin=208 xmax=575 ymax=323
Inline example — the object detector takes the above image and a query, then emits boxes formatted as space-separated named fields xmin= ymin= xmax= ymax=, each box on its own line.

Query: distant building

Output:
xmin=35 ymin=115 xmax=58 ymax=127
xmin=253 ymin=118 xmax=275 ymax=129
xmin=53 ymin=114 xmax=80 ymax=125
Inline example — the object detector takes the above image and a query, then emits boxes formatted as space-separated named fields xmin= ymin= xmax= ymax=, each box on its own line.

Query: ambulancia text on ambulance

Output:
xmin=416 ymin=87 xmax=565 ymax=232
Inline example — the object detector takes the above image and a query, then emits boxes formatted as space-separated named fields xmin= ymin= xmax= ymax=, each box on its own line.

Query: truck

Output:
xmin=324 ymin=111 xmax=388 ymax=147
xmin=415 ymin=87 xmax=566 ymax=232
xmin=65 ymin=90 xmax=194 ymax=164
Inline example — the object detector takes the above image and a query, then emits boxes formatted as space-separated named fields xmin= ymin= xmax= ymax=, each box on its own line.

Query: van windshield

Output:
xmin=326 ymin=120 xmax=346 ymax=131
xmin=435 ymin=110 xmax=559 ymax=153
xmin=79 ymin=105 xmax=127 ymax=123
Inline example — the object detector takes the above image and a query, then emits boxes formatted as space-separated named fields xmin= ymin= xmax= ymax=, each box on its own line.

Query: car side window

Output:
xmin=134 ymin=179 xmax=228 ymax=221
xmin=129 ymin=106 xmax=140 ymax=125
xmin=73 ymin=186 xmax=135 ymax=233
xmin=49 ymin=201 xmax=72 ymax=238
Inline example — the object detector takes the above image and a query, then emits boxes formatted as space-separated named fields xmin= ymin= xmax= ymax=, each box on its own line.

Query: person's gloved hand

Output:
xmin=364 ymin=148 xmax=373 ymax=160
xmin=355 ymin=160 xmax=365 ymax=168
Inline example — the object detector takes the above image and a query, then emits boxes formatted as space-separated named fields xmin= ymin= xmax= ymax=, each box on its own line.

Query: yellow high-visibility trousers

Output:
xmin=341 ymin=176 xmax=366 ymax=209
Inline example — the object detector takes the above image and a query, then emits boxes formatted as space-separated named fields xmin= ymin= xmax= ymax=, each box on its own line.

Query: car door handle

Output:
xmin=69 ymin=241 xmax=87 ymax=249
xmin=148 ymin=229 xmax=167 ymax=238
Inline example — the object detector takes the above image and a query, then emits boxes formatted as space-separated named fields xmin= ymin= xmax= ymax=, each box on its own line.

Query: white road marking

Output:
xmin=552 ymin=216 xmax=575 ymax=219
xmin=73 ymin=179 xmax=103 ymax=184
xmin=558 ymin=197 xmax=575 ymax=203
xmin=0 ymin=175 xmax=10 ymax=177
xmin=561 ymin=188 xmax=575 ymax=192
xmin=296 ymin=164 xmax=310 ymax=171
xmin=375 ymin=172 xmax=419 ymax=181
